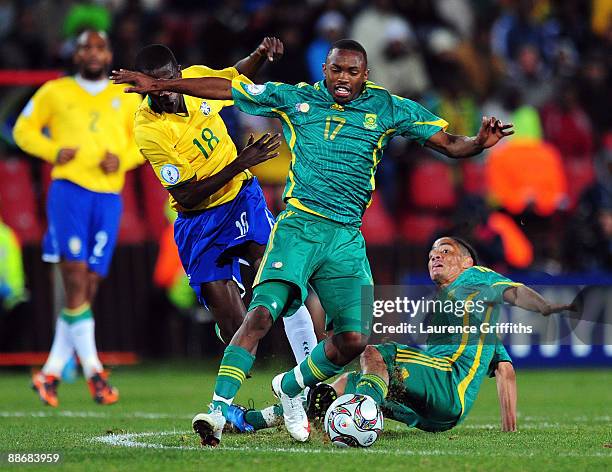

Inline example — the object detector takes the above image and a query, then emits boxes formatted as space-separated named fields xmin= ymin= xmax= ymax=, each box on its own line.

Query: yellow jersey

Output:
xmin=13 ymin=75 xmax=143 ymax=194
xmin=133 ymin=65 xmax=252 ymax=213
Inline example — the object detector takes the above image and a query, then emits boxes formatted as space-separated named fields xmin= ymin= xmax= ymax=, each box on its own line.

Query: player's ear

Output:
xmin=364 ymin=68 xmax=369 ymax=81
xmin=322 ymin=63 xmax=327 ymax=75
xmin=461 ymin=255 xmax=473 ymax=270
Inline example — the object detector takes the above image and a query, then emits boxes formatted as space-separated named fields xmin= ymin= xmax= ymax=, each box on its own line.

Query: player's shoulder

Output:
xmin=363 ymin=81 xmax=395 ymax=101
xmin=134 ymin=98 xmax=167 ymax=130
xmin=34 ymin=76 xmax=75 ymax=96
xmin=182 ymin=65 xmax=238 ymax=80
xmin=461 ymin=266 xmax=518 ymax=285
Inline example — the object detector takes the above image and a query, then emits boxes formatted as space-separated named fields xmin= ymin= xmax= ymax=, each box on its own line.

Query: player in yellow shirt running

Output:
xmin=13 ymin=30 xmax=143 ymax=407
xmin=131 ymin=41 xmax=318 ymax=370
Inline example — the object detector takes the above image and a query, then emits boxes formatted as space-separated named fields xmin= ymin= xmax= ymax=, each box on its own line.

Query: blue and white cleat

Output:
xmin=225 ymin=404 xmax=255 ymax=433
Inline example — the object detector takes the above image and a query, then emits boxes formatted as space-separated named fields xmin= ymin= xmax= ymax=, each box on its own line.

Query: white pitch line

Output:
xmin=3 ymin=411 xmax=609 ymax=423
xmin=91 ymin=431 xmax=612 ymax=458
xmin=0 ymin=411 xmax=191 ymax=419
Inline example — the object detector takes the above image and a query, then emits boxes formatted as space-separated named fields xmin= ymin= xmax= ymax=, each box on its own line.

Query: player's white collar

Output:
xmin=74 ymin=74 xmax=109 ymax=96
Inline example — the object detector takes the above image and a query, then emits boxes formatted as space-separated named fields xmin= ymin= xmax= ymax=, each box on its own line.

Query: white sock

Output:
xmin=261 ymin=405 xmax=283 ymax=427
xmin=42 ymin=318 xmax=74 ymax=377
xmin=69 ymin=318 xmax=103 ymax=378
xmin=283 ymin=305 xmax=318 ymax=363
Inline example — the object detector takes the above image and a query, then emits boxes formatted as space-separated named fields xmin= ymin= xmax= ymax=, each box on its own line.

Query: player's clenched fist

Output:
xmin=56 ymin=147 xmax=78 ymax=165
xmin=235 ymin=133 xmax=281 ymax=170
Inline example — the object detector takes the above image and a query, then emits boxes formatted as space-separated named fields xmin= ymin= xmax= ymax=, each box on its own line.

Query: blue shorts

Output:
xmin=174 ymin=177 xmax=275 ymax=306
xmin=42 ymin=179 xmax=122 ymax=277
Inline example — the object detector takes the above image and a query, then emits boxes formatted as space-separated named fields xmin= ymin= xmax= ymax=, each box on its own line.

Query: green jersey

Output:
xmin=425 ymin=266 xmax=522 ymax=416
xmin=231 ymin=77 xmax=447 ymax=225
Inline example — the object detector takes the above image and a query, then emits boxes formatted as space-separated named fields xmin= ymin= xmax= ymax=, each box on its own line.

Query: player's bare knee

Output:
xmin=335 ymin=332 xmax=368 ymax=360
xmin=61 ymin=264 xmax=89 ymax=304
xmin=243 ymin=307 xmax=273 ymax=337
xmin=360 ymin=345 xmax=384 ymax=369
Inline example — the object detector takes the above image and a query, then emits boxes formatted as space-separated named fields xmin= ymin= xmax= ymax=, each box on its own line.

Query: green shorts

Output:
xmin=251 ymin=205 xmax=374 ymax=335
xmin=345 ymin=343 xmax=462 ymax=432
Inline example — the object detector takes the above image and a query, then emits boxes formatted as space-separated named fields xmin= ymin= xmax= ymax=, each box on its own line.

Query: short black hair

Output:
xmin=135 ymin=44 xmax=178 ymax=73
xmin=451 ymin=237 xmax=479 ymax=266
xmin=326 ymin=39 xmax=367 ymax=65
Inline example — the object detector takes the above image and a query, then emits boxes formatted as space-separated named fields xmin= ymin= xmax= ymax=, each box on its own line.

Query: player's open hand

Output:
xmin=255 ymin=37 xmax=284 ymax=62
xmin=474 ymin=116 xmax=514 ymax=149
xmin=111 ymin=69 xmax=157 ymax=94
xmin=236 ymin=133 xmax=281 ymax=170
xmin=56 ymin=147 xmax=78 ymax=165
xmin=100 ymin=151 xmax=120 ymax=174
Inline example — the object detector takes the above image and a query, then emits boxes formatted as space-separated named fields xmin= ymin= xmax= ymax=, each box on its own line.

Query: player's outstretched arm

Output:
xmin=111 ymin=70 xmax=233 ymax=100
xmin=169 ymin=133 xmax=281 ymax=209
xmin=502 ymin=284 xmax=575 ymax=316
xmin=233 ymin=36 xmax=284 ymax=78
xmin=425 ymin=116 xmax=514 ymax=158
xmin=494 ymin=362 xmax=517 ymax=432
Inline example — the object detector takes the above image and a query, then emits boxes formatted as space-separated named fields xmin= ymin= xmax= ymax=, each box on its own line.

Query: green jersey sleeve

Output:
xmin=487 ymin=341 xmax=513 ymax=377
xmin=231 ymin=76 xmax=294 ymax=117
xmin=460 ymin=266 xmax=523 ymax=304
xmin=391 ymin=95 xmax=448 ymax=145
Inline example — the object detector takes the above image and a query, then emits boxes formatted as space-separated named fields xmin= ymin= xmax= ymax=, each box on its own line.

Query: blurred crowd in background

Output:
xmin=0 ymin=0 xmax=611 ymax=283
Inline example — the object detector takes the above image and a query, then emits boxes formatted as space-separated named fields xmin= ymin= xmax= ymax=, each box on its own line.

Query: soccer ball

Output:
xmin=324 ymin=393 xmax=383 ymax=448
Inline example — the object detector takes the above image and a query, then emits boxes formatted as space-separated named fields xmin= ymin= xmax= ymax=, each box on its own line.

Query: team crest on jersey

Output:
xmin=363 ymin=113 xmax=378 ymax=130
xmin=111 ymin=98 xmax=121 ymax=109
xmin=295 ymin=102 xmax=310 ymax=113
xmin=401 ymin=368 xmax=410 ymax=380
xmin=246 ymin=83 xmax=266 ymax=95
xmin=160 ymin=164 xmax=180 ymax=185
xmin=200 ymin=101 xmax=211 ymax=115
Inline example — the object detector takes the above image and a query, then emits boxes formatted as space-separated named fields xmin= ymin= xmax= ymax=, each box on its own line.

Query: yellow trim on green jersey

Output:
xmin=491 ymin=281 xmax=524 ymax=287
xmin=396 ymin=355 xmax=453 ymax=371
xmin=271 ymin=108 xmax=298 ymax=197
xmin=449 ymin=291 xmax=480 ymax=363
xmin=365 ymin=81 xmax=386 ymax=90
xmin=396 ymin=348 xmax=452 ymax=368
xmin=457 ymin=305 xmax=493 ymax=415
xmin=413 ymin=118 xmax=449 ymax=130
xmin=287 ymin=197 xmax=326 ymax=218
xmin=370 ymin=128 xmax=396 ymax=191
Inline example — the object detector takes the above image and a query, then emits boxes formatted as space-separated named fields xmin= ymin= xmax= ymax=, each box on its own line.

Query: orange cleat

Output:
xmin=87 ymin=371 xmax=119 ymax=405
xmin=31 ymin=372 xmax=60 ymax=407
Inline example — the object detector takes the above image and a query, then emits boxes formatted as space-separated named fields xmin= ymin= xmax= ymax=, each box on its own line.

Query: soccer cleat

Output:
xmin=87 ymin=371 xmax=119 ymax=405
xmin=271 ymin=373 xmax=310 ymax=442
xmin=306 ymin=383 xmax=337 ymax=421
xmin=225 ymin=404 xmax=255 ymax=433
xmin=192 ymin=406 xmax=226 ymax=447
xmin=31 ymin=372 xmax=60 ymax=407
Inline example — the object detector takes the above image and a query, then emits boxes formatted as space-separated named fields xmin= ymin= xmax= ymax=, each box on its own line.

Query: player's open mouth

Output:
xmin=334 ymin=85 xmax=351 ymax=98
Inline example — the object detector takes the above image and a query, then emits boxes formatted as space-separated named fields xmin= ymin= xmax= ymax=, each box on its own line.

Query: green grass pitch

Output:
xmin=1 ymin=361 xmax=610 ymax=471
